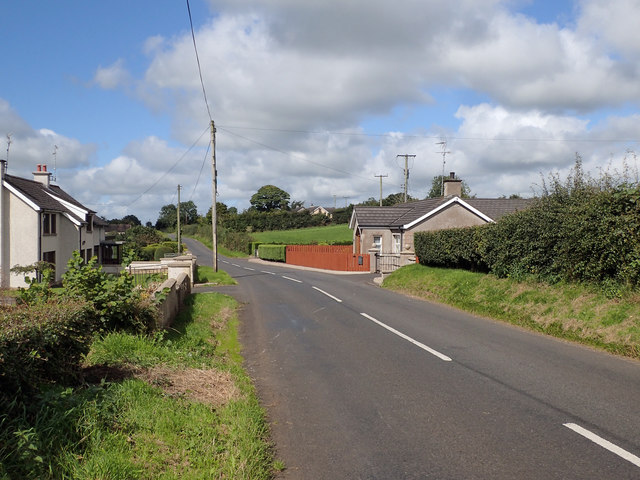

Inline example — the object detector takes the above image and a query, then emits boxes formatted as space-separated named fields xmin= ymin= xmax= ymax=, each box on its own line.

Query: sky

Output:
xmin=2 ymin=0 xmax=640 ymax=224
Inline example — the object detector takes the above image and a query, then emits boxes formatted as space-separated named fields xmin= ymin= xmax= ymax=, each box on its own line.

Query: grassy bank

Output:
xmin=195 ymin=264 xmax=237 ymax=285
xmin=0 ymin=293 xmax=278 ymax=479
xmin=383 ymin=264 xmax=640 ymax=359
xmin=251 ymin=224 xmax=352 ymax=245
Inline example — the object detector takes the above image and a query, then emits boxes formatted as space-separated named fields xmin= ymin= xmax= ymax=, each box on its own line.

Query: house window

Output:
xmin=372 ymin=235 xmax=382 ymax=251
xmin=86 ymin=248 xmax=93 ymax=263
xmin=393 ymin=234 xmax=401 ymax=253
xmin=43 ymin=213 xmax=57 ymax=235
xmin=42 ymin=250 xmax=56 ymax=266
xmin=86 ymin=215 xmax=93 ymax=232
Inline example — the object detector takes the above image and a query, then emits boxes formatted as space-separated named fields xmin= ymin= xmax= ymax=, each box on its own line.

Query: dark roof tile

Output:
xmin=352 ymin=197 xmax=534 ymax=228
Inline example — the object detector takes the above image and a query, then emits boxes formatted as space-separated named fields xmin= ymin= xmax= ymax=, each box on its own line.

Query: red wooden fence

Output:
xmin=285 ymin=245 xmax=370 ymax=272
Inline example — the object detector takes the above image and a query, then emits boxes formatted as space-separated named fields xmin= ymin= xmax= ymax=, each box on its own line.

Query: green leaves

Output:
xmin=416 ymin=179 xmax=640 ymax=289
xmin=257 ymin=245 xmax=286 ymax=262
xmin=249 ymin=185 xmax=290 ymax=212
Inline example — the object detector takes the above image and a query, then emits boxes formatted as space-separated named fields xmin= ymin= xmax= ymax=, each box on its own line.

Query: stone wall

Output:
xmin=154 ymin=271 xmax=191 ymax=329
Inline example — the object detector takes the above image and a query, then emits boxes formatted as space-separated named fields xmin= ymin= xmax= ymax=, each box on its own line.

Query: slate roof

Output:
xmin=351 ymin=196 xmax=534 ymax=229
xmin=3 ymin=174 xmax=94 ymax=224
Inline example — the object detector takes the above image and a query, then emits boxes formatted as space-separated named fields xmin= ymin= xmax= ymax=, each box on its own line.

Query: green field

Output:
xmin=251 ymin=224 xmax=352 ymax=245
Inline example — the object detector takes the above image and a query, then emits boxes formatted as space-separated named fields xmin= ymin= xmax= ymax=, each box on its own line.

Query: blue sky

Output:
xmin=2 ymin=0 xmax=639 ymax=223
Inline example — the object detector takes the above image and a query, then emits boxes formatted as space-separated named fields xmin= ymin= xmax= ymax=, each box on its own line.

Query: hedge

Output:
xmin=223 ymin=210 xmax=327 ymax=232
xmin=0 ymin=299 xmax=97 ymax=397
xmin=415 ymin=182 xmax=640 ymax=288
xmin=258 ymin=244 xmax=286 ymax=262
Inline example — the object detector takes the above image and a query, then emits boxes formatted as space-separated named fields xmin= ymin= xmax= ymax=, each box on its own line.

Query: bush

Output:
xmin=63 ymin=252 xmax=158 ymax=333
xmin=154 ymin=245 xmax=174 ymax=260
xmin=258 ymin=245 xmax=286 ymax=262
xmin=415 ymin=226 xmax=486 ymax=272
xmin=415 ymin=159 xmax=640 ymax=288
xmin=0 ymin=299 xmax=96 ymax=397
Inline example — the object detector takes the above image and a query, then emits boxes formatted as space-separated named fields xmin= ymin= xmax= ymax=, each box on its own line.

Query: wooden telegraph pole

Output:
xmin=210 ymin=120 xmax=218 ymax=271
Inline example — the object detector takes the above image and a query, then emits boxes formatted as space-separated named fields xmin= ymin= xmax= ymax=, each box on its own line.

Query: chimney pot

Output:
xmin=37 ymin=164 xmax=41 ymax=172
xmin=43 ymin=165 xmax=47 ymax=172
xmin=449 ymin=171 xmax=455 ymax=179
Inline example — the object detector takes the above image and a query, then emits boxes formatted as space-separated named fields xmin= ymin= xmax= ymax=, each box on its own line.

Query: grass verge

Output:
xmin=195 ymin=265 xmax=237 ymax=285
xmin=383 ymin=264 xmax=640 ymax=359
xmin=0 ymin=293 xmax=277 ymax=479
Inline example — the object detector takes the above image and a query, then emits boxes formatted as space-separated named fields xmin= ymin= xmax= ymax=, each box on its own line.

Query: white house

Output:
xmin=0 ymin=161 xmax=110 ymax=288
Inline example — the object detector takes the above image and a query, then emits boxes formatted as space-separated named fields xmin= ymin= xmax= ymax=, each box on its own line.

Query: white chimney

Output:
xmin=33 ymin=164 xmax=51 ymax=188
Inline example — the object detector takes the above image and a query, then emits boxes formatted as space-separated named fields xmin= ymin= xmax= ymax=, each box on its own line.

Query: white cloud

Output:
xmin=0 ymin=100 xmax=95 ymax=177
xmin=577 ymin=0 xmax=640 ymax=61
xmin=6 ymin=1 xmax=640 ymax=224
xmin=93 ymin=59 xmax=131 ymax=90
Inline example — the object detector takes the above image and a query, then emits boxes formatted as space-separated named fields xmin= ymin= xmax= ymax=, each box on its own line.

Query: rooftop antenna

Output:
xmin=52 ymin=145 xmax=58 ymax=182
xmin=6 ymin=133 xmax=12 ymax=169
xmin=435 ymin=140 xmax=451 ymax=196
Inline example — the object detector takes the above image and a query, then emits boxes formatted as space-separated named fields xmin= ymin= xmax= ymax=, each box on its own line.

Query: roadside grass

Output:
xmin=0 ymin=293 xmax=277 ymax=479
xmin=383 ymin=264 xmax=640 ymax=359
xmin=251 ymin=224 xmax=352 ymax=245
xmin=195 ymin=264 xmax=237 ymax=285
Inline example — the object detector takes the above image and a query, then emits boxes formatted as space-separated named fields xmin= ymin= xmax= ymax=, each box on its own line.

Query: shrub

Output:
xmin=0 ymin=299 xmax=96 ymax=396
xmin=415 ymin=159 xmax=640 ymax=288
xmin=63 ymin=252 xmax=158 ymax=333
xmin=154 ymin=245 xmax=174 ymax=260
xmin=258 ymin=245 xmax=286 ymax=262
xmin=415 ymin=226 xmax=486 ymax=272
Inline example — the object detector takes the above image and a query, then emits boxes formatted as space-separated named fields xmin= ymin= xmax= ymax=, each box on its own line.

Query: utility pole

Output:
xmin=177 ymin=185 xmax=181 ymax=255
xmin=333 ymin=194 xmax=337 ymax=209
xmin=375 ymin=174 xmax=388 ymax=206
xmin=435 ymin=141 xmax=451 ymax=196
xmin=343 ymin=196 xmax=349 ymax=207
xmin=210 ymin=120 xmax=218 ymax=271
xmin=397 ymin=154 xmax=415 ymax=202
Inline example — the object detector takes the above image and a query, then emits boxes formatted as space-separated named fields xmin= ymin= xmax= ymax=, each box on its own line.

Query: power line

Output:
xmin=218 ymin=124 xmax=640 ymax=145
xmin=186 ymin=0 xmax=212 ymax=122
xmin=190 ymin=140 xmax=211 ymax=201
xmin=218 ymin=126 xmax=398 ymax=189
xmin=127 ymin=125 xmax=209 ymax=208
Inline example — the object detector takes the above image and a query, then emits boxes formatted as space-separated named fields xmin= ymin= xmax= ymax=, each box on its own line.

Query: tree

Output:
xmin=359 ymin=193 xmax=415 ymax=206
xmin=382 ymin=192 xmax=415 ymax=206
xmin=121 ymin=214 xmax=141 ymax=226
xmin=178 ymin=200 xmax=199 ymax=225
xmin=206 ymin=202 xmax=238 ymax=224
xmin=250 ymin=185 xmax=291 ymax=212
xmin=427 ymin=175 xmax=471 ymax=198
xmin=290 ymin=200 xmax=305 ymax=210
xmin=155 ymin=204 xmax=177 ymax=230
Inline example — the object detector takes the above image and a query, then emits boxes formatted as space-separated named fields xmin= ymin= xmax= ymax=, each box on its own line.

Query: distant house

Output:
xmin=349 ymin=173 xmax=532 ymax=257
xmin=309 ymin=205 xmax=335 ymax=218
xmin=0 ymin=161 xmax=117 ymax=288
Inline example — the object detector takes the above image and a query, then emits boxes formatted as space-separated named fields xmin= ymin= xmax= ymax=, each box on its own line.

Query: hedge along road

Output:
xmin=183 ymin=238 xmax=640 ymax=479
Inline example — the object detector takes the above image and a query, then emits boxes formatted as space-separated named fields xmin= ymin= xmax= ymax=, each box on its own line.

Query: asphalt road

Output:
xmin=184 ymin=238 xmax=640 ymax=479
